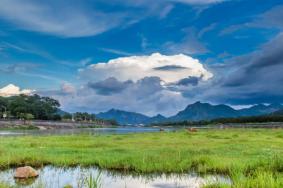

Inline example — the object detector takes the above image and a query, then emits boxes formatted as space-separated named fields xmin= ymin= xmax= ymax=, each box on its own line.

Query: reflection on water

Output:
xmin=0 ymin=127 xmax=176 ymax=136
xmin=0 ymin=166 xmax=230 ymax=188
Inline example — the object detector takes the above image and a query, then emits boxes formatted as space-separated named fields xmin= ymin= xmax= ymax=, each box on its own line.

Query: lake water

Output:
xmin=0 ymin=166 xmax=231 ymax=188
xmin=0 ymin=127 xmax=177 ymax=136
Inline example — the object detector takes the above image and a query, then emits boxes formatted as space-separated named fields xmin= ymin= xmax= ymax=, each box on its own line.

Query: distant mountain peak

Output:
xmin=184 ymin=101 xmax=210 ymax=109
xmin=97 ymin=109 xmax=149 ymax=125
xmin=171 ymin=102 xmax=238 ymax=121
xmin=192 ymin=101 xmax=208 ymax=105
xmin=96 ymin=101 xmax=283 ymax=125
xmin=151 ymin=114 xmax=165 ymax=118
xmin=108 ymin=108 xmax=117 ymax=112
xmin=239 ymin=103 xmax=283 ymax=116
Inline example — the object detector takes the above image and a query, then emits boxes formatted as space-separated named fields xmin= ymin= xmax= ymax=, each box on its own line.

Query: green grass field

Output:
xmin=0 ymin=129 xmax=283 ymax=187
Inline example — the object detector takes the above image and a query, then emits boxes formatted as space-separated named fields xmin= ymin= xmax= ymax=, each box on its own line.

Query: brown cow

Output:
xmin=187 ymin=127 xmax=197 ymax=132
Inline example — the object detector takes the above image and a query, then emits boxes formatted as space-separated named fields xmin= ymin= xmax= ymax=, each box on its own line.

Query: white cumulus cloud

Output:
xmin=0 ymin=84 xmax=33 ymax=97
xmin=79 ymin=53 xmax=213 ymax=84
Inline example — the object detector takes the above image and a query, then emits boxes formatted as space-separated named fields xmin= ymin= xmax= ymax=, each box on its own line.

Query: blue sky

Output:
xmin=0 ymin=0 xmax=283 ymax=116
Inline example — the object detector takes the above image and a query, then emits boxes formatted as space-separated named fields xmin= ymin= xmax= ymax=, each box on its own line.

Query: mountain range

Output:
xmin=96 ymin=102 xmax=283 ymax=125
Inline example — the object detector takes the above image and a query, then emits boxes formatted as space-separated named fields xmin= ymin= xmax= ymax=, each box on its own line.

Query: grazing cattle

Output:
xmin=187 ymin=128 xmax=197 ymax=132
xmin=159 ymin=128 xmax=165 ymax=132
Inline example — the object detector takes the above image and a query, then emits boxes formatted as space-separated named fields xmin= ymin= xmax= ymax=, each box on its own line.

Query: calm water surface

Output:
xmin=0 ymin=127 xmax=177 ymax=136
xmin=0 ymin=166 xmax=230 ymax=188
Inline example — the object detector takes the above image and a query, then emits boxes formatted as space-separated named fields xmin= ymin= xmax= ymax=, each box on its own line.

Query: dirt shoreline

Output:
xmin=1 ymin=120 xmax=283 ymax=130
xmin=0 ymin=120 xmax=112 ymax=130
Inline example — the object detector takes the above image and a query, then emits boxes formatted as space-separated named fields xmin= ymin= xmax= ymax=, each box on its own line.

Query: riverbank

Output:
xmin=2 ymin=120 xmax=283 ymax=131
xmin=0 ymin=120 xmax=116 ymax=130
xmin=0 ymin=129 xmax=282 ymax=187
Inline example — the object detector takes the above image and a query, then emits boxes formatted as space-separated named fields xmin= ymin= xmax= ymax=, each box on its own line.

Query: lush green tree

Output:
xmin=0 ymin=97 xmax=8 ymax=109
xmin=25 ymin=113 xmax=35 ymax=120
xmin=18 ymin=113 xmax=34 ymax=120
xmin=0 ymin=97 xmax=8 ymax=119
xmin=0 ymin=94 xmax=60 ymax=120
xmin=62 ymin=113 xmax=72 ymax=120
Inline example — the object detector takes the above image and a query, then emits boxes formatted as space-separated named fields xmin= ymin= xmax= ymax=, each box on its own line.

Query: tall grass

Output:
xmin=84 ymin=172 xmax=102 ymax=188
xmin=77 ymin=171 xmax=102 ymax=188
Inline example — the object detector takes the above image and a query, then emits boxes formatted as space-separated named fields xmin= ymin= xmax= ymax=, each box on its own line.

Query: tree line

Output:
xmin=153 ymin=114 xmax=283 ymax=126
xmin=0 ymin=94 xmax=118 ymax=125
xmin=62 ymin=112 xmax=117 ymax=125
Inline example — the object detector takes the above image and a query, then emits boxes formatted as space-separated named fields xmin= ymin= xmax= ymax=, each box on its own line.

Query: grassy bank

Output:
xmin=0 ymin=124 xmax=39 ymax=130
xmin=0 ymin=129 xmax=283 ymax=187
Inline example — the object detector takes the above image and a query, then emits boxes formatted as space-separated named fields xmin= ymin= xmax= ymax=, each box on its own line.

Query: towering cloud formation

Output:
xmin=0 ymin=84 xmax=33 ymax=97
xmin=47 ymin=53 xmax=214 ymax=116
xmin=80 ymin=53 xmax=213 ymax=84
